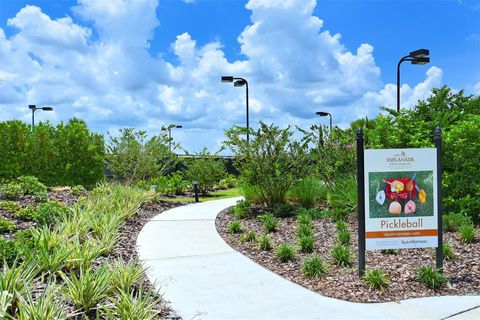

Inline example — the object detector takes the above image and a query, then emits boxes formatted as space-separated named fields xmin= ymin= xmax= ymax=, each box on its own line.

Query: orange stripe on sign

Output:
xmin=365 ymin=229 xmax=438 ymax=239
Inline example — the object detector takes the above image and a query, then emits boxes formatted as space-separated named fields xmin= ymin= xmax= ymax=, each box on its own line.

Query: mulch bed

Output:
xmin=216 ymin=207 xmax=480 ymax=303
xmin=0 ymin=189 xmax=186 ymax=319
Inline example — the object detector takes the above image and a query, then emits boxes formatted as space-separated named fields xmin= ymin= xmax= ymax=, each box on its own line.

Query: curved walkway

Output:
xmin=137 ymin=197 xmax=480 ymax=320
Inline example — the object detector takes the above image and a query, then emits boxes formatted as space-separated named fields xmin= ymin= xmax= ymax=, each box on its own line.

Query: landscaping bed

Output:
xmin=0 ymin=181 xmax=184 ymax=319
xmin=216 ymin=206 xmax=480 ymax=303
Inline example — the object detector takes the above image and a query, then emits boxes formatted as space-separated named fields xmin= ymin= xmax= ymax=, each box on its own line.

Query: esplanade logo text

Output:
xmin=387 ymin=151 xmax=415 ymax=163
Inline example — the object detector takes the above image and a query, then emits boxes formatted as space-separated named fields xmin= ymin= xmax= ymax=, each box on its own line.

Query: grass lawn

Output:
xmin=162 ymin=188 xmax=241 ymax=203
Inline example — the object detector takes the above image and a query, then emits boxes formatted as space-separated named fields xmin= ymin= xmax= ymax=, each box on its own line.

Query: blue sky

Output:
xmin=0 ymin=0 xmax=479 ymax=153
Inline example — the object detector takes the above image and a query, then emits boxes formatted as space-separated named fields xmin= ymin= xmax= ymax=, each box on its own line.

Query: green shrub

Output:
xmin=327 ymin=177 xmax=358 ymax=214
xmin=150 ymin=173 xmax=188 ymax=196
xmin=233 ymin=200 xmax=252 ymax=219
xmin=29 ymin=227 xmax=72 ymax=273
xmin=0 ymin=183 xmax=23 ymax=200
xmin=329 ymin=207 xmax=350 ymax=222
xmin=258 ymin=214 xmax=278 ymax=232
xmin=33 ymin=201 xmax=70 ymax=225
xmin=217 ymin=174 xmax=238 ymax=189
xmin=290 ymin=177 xmax=326 ymax=208
xmin=302 ymin=255 xmax=327 ymax=278
xmin=0 ymin=219 xmax=15 ymax=233
xmin=335 ymin=220 xmax=348 ymax=232
xmin=0 ymin=201 xmax=20 ymax=213
xmin=0 ymin=237 xmax=18 ymax=266
xmin=458 ymin=223 xmax=476 ymax=243
xmin=71 ymin=185 xmax=86 ymax=196
xmin=14 ymin=205 xmax=36 ymax=221
xmin=416 ymin=265 xmax=447 ymax=289
xmin=107 ymin=128 xmax=176 ymax=183
xmin=239 ymin=182 xmax=263 ymax=205
xmin=0 ymin=120 xmax=30 ymax=181
xmin=297 ymin=235 xmax=315 ymax=253
xmin=60 ymin=265 xmax=112 ymax=312
xmin=442 ymin=242 xmax=455 ymax=261
xmin=240 ymin=231 xmax=257 ymax=243
xmin=14 ymin=229 xmax=35 ymax=252
xmin=295 ymin=224 xmax=314 ymax=238
xmin=331 ymin=243 xmax=352 ymax=267
xmin=17 ymin=176 xmax=47 ymax=198
xmin=225 ymin=122 xmax=309 ymax=207
xmin=362 ymin=268 xmax=390 ymax=290
xmin=297 ymin=207 xmax=324 ymax=219
xmin=336 ymin=229 xmax=351 ymax=246
xmin=275 ymin=244 xmax=296 ymax=262
xmin=257 ymin=235 xmax=272 ymax=251
xmin=296 ymin=212 xmax=313 ymax=228
xmin=228 ymin=220 xmax=243 ymax=234
xmin=443 ymin=213 xmax=472 ymax=232
xmin=184 ymin=148 xmax=226 ymax=194
xmin=271 ymin=203 xmax=296 ymax=218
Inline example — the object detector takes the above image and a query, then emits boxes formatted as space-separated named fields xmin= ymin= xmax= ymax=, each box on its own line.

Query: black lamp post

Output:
xmin=221 ymin=75 xmax=250 ymax=143
xmin=397 ymin=48 xmax=430 ymax=112
xmin=316 ymin=111 xmax=332 ymax=133
xmin=167 ymin=124 xmax=182 ymax=153
xmin=29 ymin=104 xmax=53 ymax=131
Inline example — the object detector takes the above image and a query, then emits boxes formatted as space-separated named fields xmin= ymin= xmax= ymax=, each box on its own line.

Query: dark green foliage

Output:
xmin=0 ymin=119 xmax=105 ymax=187
xmin=233 ymin=200 xmax=252 ymax=219
xmin=416 ymin=265 xmax=447 ymax=289
xmin=329 ymin=207 xmax=350 ymax=223
xmin=33 ymin=201 xmax=70 ymax=226
xmin=257 ymin=235 xmax=272 ymax=251
xmin=295 ymin=224 xmax=314 ymax=238
xmin=17 ymin=176 xmax=47 ymax=197
xmin=275 ymin=244 xmax=296 ymax=262
xmin=335 ymin=220 xmax=348 ymax=232
xmin=362 ymin=268 xmax=390 ymax=290
xmin=443 ymin=213 xmax=472 ymax=232
xmin=327 ymin=177 xmax=358 ymax=215
xmin=296 ymin=212 xmax=313 ymax=228
xmin=442 ymin=242 xmax=455 ymax=261
xmin=0 ymin=219 xmax=15 ymax=233
xmin=184 ymin=149 xmax=226 ymax=194
xmin=331 ymin=243 xmax=352 ymax=267
xmin=0 ymin=237 xmax=18 ymax=265
xmin=225 ymin=122 xmax=309 ymax=206
xmin=336 ymin=229 xmax=351 ymax=246
xmin=302 ymin=255 xmax=327 ymax=278
xmin=148 ymin=173 xmax=188 ymax=196
xmin=107 ymin=128 xmax=176 ymax=183
xmin=290 ymin=177 xmax=326 ymax=208
xmin=228 ymin=220 xmax=243 ymax=234
xmin=271 ymin=203 xmax=296 ymax=218
xmin=297 ymin=207 xmax=325 ymax=219
xmin=14 ymin=205 xmax=35 ymax=221
xmin=364 ymin=88 xmax=480 ymax=225
xmin=297 ymin=235 xmax=314 ymax=253
xmin=14 ymin=229 xmax=35 ymax=252
xmin=258 ymin=214 xmax=278 ymax=232
xmin=458 ymin=223 xmax=476 ymax=243
xmin=0 ymin=201 xmax=20 ymax=213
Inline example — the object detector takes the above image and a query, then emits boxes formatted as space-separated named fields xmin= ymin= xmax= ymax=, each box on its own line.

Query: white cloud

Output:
xmin=0 ymin=0 xmax=451 ymax=153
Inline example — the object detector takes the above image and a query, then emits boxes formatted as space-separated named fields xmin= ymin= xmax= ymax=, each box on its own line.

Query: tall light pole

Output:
xmin=221 ymin=76 xmax=249 ymax=144
xmin=397 ymin=48 xmax=430 ymax=112
xmin=29 ymin=105 xmax=53 ymax=131
xmin=316 ymin=111 xmax=332 ymax=133
xmin=167 ymin=124 xmax=182 ymax=153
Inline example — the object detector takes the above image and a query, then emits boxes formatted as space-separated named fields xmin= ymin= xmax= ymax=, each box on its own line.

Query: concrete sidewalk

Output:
xmin=137 ymin=197 xmax=480 ymax=320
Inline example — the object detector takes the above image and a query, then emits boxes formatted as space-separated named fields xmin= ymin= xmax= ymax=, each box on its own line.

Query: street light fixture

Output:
xmin=221 ymin=75 xmax=250 ymax=143
xmin=397 ymin=48 xmax=430 ymax=112
xmin=315 ymin=111 xmax=332 ymax=133
xmin=28 ymin=104 xmax=53 ymax=131
xmin=167 ymin=124 xmax=182 ymax=153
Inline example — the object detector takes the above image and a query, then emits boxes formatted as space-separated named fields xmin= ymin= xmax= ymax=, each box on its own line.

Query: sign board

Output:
xmin=364 ymin=148 xmax=438 ymax=250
